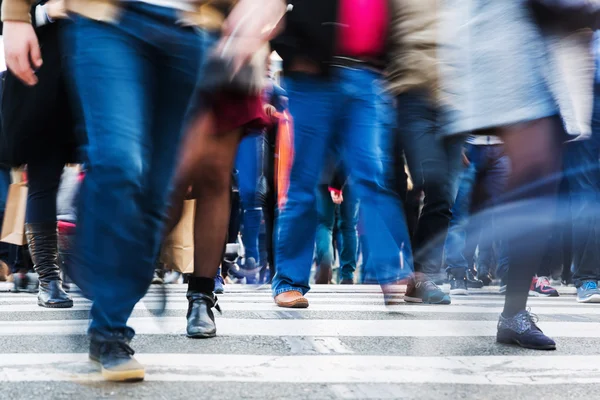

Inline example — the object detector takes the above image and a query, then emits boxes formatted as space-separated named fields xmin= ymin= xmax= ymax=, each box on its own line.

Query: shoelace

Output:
xmin=421 ymin=280 xmax=441 ymax=291
xmin=537 ymin=276 xmax=551 ymax=289
xmin=100 ymin=341 xmax=135 ymax=358
xmin=582 ymin=281 xmax=598 ymax=291
xmin=525 ymin=308 xmax=542 ymax=332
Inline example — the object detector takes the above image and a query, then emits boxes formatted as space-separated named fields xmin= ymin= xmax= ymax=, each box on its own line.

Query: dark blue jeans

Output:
xmin=63 ymin=3 xmax=212 ymax=339
xmin=236 ymin=134 xmax=266 ymax=264
xmin=444 ymin=144 xmax=510 ymax=279
xmin=396 ymin=91 xmax=464 ymax=277
xmin=568 ymin=81 xmax=600 ymax=287
xmin=315 ymin=183 xmax=359 ymax=281
xmin=273 ymin=69 xmax=412 ymax=296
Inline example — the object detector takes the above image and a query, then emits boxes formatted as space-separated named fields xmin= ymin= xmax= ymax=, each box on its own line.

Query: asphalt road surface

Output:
xmin=0 ymin=283 xmax=598 ymax=400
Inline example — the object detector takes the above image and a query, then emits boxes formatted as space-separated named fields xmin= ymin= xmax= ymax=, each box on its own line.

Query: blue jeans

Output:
xmin=568 ymin=81 xmax=600 ymax=287
xmin=273 ymin=69 xmax=412 ymax=296
xmin=63 ymin=3 xmax=213 ymax=339
xmin=315 ymin=184 xmax=359 ymax=281
xmin=236 ymin=134 xmax=266 ymax=264
xmin=443 ymin=144 xmax=510 ymax=279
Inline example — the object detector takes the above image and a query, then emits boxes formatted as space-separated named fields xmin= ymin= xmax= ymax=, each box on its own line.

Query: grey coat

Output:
xmin=439 ymin=0 xmax=595 ymax=139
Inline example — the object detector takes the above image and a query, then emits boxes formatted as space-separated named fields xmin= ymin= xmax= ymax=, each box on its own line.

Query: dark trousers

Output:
xmin=396 ymin=90 xmax=464 ymax=276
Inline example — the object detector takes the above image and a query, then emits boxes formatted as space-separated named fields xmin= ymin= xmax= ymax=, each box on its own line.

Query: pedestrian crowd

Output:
xmin=1 ymin=0 xmax=600 ymax=383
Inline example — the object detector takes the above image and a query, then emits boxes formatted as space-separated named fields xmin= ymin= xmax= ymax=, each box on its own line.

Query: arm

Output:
xmin=220 ymin=0 xmax=288 ymax=72
xmin=2 ymin=0 xmax=41 ymax=86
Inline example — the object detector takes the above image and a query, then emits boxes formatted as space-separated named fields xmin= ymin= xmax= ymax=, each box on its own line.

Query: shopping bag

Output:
xmin=0 ymin=182 xmax=28 ymax=246
xmin=274 ymin=110 xmax=294 ymax=210
xmin=160 ymin=200 xmax=195 ymax=274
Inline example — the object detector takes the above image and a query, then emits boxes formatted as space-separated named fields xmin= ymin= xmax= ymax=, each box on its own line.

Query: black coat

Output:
xmin=0 ymin=14 xmax=84 ymax=167
xmin=271 ymin=0 xmax=339 ymax=75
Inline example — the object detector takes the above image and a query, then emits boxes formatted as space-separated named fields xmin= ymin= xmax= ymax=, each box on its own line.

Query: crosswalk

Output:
xmin=0 ymin=284 xmax=599 ymax=399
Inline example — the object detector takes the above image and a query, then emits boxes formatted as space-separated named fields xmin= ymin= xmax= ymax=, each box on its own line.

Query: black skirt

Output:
xmin=0 ymin=20 xmax=84 ymax=167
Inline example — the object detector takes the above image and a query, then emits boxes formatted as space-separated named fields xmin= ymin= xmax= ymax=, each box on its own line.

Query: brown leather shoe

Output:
xmin=0 ymin=261 xmax=9 ymax=282
xmin=274 ymin=290 xmax=309 ymax=308
xmin=314 ymin=263 xmax=332 ymax=284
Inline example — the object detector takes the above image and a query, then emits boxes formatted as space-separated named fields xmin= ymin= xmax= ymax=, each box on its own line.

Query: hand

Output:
xmin=3 ymin=22 xmax=43 ymax=86
xmin=264 ymin=104 xmax=277 ymax=121
xmin=462 ymin=152 xmax=470 ymax=167
xmin=45 ymin=0 xmax=68 ymax=20
xmin=220 ymin=0 xmax=287 ymax=73
xmin=330 ymin=190 xmax=344 ymax=205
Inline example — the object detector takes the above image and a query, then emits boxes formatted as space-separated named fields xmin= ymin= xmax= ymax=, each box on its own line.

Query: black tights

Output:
xmin=492 ymin=117 xmax=563 ymax=317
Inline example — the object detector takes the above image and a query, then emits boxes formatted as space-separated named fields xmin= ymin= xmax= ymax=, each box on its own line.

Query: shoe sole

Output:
xmin=496 ymin=337 xmax=556 ymax=350
xmin=275 ymin=298 xmax=309 ymax=308
xmin=214 ymin=289 xmax=224 ymax=295
xmin=404 ymin=296 xmax=451 ymax=305
xmin=450 ymin=289 xmax=468 ymax=296
xmin=38 ymin=300 xmax=74 ymax=308
xmin=528 ymin=290 xmax=558 ymax=298
xmin=90 ymin=357 xmax=145 ymax=382
xmin=187 ymin=331 xmax=217 ymax=339
xmin=577 ymin=294 xmax=600 ymax=303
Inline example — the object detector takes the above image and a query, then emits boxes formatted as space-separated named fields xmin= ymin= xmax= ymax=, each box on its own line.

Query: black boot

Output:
xmin=186 ymin=292 xmax=221 ymax=338
xmin=186 ymin=276 xmax=220 ymax=338
xmin=26 ymin=223 xmax=73 ymax=308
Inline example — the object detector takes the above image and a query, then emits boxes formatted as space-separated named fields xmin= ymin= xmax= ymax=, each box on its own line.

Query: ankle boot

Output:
xmin=186 ymin=292 xmax=220 ymax=338
xmin=26 ymin=223 xmax=73 ymax=308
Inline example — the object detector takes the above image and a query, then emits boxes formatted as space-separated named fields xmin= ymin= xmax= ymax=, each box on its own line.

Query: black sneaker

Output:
xmin=449 ymin=275 xmax=468 ymax=296
xmin=466 ymin=269 xmax=484 ymax=289
xmin=497 ymin=310 xmax=556 ymax=350
xmin=89 ymin=339 xmax=145 ymax=382
xmin=405 ymin=279 xmax=451 ymax=304
xmin=478 ymin=272 xmax=493 ymax=287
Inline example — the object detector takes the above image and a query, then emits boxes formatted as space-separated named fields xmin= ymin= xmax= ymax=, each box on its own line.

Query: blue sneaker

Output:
xmin=577 ymin=281 xmax=600 ymax=303
xmin=497 ymin=310 xmax=556 ymax=350
xmin=214 ymin=268 xmax=225 ymax=294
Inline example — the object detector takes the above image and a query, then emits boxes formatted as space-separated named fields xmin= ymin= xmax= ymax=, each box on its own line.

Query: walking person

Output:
xmin=4 ymin=0 xmax=286 ymax=382
xmin=1 ymin=0 xmax=80 ymax=308
xmin=439 ymin=0 xmax=596 ymax=349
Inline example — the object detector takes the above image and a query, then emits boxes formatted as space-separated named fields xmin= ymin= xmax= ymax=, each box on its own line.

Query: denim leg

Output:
xmin=272 ymin=75 xmax=335 ymax=296
xmin=397 ymin=90 xmax=465 ymax=276
xmin=444 ymin=156 xmax=477 ymax=272
xmin=479 ymin=145 xmax=510 ymax=278
xmin=236 ymin=135 xmax=263 ymax=263
xmin=64 ymin=4 xmax=205 ymax=338
xmin=567 ymin=135 xmax=600 ymax=286
xmin=338 ymin=68 xmax=412 ymax=284
xmin=338 ymin=182 xmax=359 ymax=281
xmin=315 ymin=184 xmax=336 ymax=267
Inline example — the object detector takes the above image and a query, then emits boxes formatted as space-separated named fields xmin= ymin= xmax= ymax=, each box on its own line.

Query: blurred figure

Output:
xmin=271 ymin=0 xmax=412 ymax=308
xmin=164 ymin=0 xmax=286 ymax=339
xmin=567 ymin=33 xmax=600 ymax=303
xmin=1 ymin=0 xmax=79 ymax=308
xmin=444 ymin=136 xmax=509 ymax=294
xmin=387 ymin=0 xmax=456 ymax=304
xmin=315 ymin=164 xmax=359 ymax=285
xmin=439 ymin=0 xmax=595 ymax=349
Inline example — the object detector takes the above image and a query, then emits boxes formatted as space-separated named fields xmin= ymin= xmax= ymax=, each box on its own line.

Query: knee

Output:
xmin=192 ymin=158 xmax=231 ymax=197
xmin=89 ymin=151 xmax=144 ymax=191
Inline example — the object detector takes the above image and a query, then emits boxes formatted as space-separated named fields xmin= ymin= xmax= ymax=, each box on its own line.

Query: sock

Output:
xmin=188 ymin=276 xmax=215 ymax=294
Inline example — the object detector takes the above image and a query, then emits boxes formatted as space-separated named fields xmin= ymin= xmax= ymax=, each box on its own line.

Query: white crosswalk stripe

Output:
xmin=0 ymin=284 xmax=598 ymax=399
